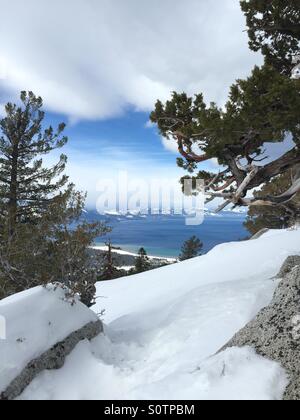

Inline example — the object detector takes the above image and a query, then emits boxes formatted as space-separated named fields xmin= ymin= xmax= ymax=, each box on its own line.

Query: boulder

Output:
xmin=0 ymin=320 xmax=102 ymax=400
xmin=0 ymin=285 xmax=103 ymax=400
xmin=221 ymin=256 xmax=300 ymax=400
xmin=276 ymin=255 xmax=300 ymax=279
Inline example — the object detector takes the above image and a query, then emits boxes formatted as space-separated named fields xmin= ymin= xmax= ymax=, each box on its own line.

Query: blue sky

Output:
xmin=41 ymin=109 xmax=189 ymax=207
xmin=0 ymin=0 xmax=266 ymax=208
xmin=41 ymin=108 xmax=295 ymax=209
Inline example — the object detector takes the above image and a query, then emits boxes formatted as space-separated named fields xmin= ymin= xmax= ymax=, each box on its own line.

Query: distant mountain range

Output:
xmin=85 ymin=207 xmax=247 ymax=219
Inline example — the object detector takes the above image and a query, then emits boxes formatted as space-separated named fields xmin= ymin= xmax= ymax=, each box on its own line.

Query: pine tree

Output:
xmin=150 ymin=65 xmax=300 ymax=212
xmin=133 ymin=248 xmax=152 ymax=274
xmin=0 ymin=92 xmax=109 ymax=305
xmin=43 ymin=191 xmax=110 ymax=306
xmin=240 ymin=0 xmax=300 ymax=75
xmin=0 ymin=91 xmax=68 ymax=238
xmin=98 ymin=241 xmax=122 ymax=281
xmin=179 ymin=236 xmax=203 ymax=261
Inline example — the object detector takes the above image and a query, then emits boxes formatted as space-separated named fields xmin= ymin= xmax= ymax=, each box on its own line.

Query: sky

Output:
xmin=0 ymin=0 xmax=264 ymax=208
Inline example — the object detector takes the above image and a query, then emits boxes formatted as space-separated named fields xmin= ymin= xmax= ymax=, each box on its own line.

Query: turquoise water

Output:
xmin=85 ymin=211 xmax=248 ymax=258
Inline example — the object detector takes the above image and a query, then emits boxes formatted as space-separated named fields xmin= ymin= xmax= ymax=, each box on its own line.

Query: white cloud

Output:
xmin=145 ymin=120 xmax=156 ymax=129
xmin=0 ymin=0 xmax=262 ymax=120
xmin=161 ymin=136 xmax=179 ymax=154
xmin=43 ymin=144 xmax=184 ymax=208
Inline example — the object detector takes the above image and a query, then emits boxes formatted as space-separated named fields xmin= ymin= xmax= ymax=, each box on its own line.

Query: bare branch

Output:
xmin=216 ymin=200 xmax=232 ymax=212
xmin=210 ymin=177 xmax=235 ymax=192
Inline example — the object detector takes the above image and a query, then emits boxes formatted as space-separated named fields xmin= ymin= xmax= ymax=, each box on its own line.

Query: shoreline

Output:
xmin=90 ymin=245 xmax=178 ymax=263
xmin=88 ymin=213 xmax=248 ymax=259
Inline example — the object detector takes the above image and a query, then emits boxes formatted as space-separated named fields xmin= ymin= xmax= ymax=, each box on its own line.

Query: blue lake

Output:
xmin=84 ymin=211 xmax=249 ymax=258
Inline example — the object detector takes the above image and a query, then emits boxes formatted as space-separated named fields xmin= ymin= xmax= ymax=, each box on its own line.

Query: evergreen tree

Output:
xmin=240 ymin=0 xmax=300 ymax=74
xmin=150 ymin=65 xmax=300 ymax=212
xmin=0 ymin=92 xmax=109 ymax=305
xmin=43 ymin=191 xmax=110 ymax=307
xmin=0 ymin=91 xmax=68 ymax=238
xmin=133 ymin=248 xmax=152 ymax=274
xmin=98 ymin=241 xmax=124 ymax=281
xmin=179 ymin=236 xmax=203 ymax=261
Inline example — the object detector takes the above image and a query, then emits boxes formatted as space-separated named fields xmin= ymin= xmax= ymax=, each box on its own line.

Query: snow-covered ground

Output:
xmin=16 ymin=228 xmax=300 ymax=400
xmin=0 ymin=286 xmax=98 ymax=394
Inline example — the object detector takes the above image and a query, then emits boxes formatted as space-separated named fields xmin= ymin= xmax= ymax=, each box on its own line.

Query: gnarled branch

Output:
xmin=177 ymin=137 xmax=209 ymax=163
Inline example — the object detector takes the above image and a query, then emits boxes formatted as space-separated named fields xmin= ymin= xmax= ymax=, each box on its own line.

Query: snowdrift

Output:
xmin=0 ymin=286 xmax=99 ymax=395
xmin=2 ymin=228 xmax=300 ymax=400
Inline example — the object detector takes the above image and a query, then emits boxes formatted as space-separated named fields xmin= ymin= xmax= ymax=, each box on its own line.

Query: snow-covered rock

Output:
xmin=222 ymin=257 xmax=300 ymax=400
xmin=0 ymin=286 xmax=102 ymax=399
xmin=250 ymin=228 xmax=269 ymax=240
xmin=17 ymin=228 xmax=300 ymax=400
xmin=276 ymin=255 xmax=300 ymax=279
xmin=225 ymin=257 xmax=300 ymax=401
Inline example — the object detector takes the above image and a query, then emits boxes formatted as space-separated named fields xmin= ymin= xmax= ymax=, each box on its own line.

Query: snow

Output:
xmin=19 ymin=343 xmax=287 ymax=401
xmin=104 ymin=210 xmax=122 ymax=216
xmin=223 ymin=207 xmax=247 ymax=214
xmin=0 ymin=285 xmax=98 ymax=394
xmin=117 ymin=266 xmax=134 ymax=272
xmin=17 ymin=228 xmax=300 ymax=400
xmin=95 ymin=228 xmax=300 ymax=324
xmin=104 ymin=210 xmax=148 ymax=217
xmin=291 ymin=64 xmax=300 ymax=80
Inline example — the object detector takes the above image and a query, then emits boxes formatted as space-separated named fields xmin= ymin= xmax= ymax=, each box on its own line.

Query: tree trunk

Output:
xmin=8 ymin=144 xmax=18 ymax=239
